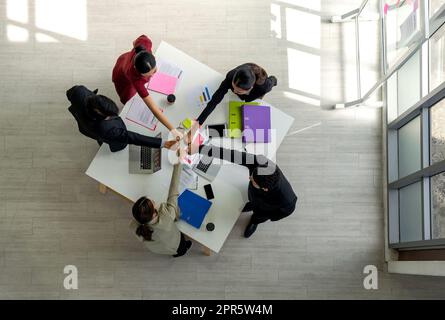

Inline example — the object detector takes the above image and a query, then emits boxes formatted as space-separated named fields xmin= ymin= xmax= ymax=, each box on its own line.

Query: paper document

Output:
xmin=179 ymin=166 xmax=198 ymax=194
xmin=125 ymin=96 xmax=161 ymax=131
xmin=157 ymin=58 xmax=183 ymax=79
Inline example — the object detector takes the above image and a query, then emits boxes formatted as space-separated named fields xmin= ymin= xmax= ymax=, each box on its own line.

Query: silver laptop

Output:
xmin=129 ymin=133 xmax=162 ymax=174
xmin=192 ymin=153 xmax=221 ymax=182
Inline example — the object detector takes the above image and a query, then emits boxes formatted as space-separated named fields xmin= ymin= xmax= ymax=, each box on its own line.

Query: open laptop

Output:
xmin=185 ymin=129 xmax=221 ymax=182
xmin=129 ymin=133 xmax=162 ymax=174
xmin=192 ymin=153 xmax=221 ymax=182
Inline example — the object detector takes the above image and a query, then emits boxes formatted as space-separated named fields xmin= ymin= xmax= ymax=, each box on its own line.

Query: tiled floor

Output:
xmin=0 ymin=0 xmax=445 ymax=299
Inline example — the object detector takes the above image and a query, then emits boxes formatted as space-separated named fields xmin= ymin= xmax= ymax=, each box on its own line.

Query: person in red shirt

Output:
xmin=112 ymin=35 xmax=181 ymax=139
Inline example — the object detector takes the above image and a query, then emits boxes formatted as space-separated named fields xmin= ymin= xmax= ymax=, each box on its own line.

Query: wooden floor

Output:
xmin=1 ymin=0 xmax=445 ymax=299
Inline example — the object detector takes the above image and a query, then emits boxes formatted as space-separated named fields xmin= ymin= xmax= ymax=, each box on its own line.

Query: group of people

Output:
xmin=66 ymin=34 xmax=297 ymax=258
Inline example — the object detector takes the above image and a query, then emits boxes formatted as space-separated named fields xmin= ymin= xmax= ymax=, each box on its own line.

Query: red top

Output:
xmin=112 ymin=35 xmax=153 ymax=104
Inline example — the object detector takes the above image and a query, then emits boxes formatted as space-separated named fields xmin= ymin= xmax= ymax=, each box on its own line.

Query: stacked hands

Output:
xmin=162 ymin=120 xmax=201 ymax=159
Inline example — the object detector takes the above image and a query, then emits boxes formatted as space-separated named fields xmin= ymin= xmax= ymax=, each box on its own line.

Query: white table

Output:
xmin=86 ymin=41 xmax=294 ymax=254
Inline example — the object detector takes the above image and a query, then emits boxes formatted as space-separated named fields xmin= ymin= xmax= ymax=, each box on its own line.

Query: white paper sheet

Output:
xmin=125 ymin=96 xmax=160 ymax=131
xmin=157 ymin=58 xmax=183 ymax=79
xmin=179 ymin=165 xmax=198 ymax=194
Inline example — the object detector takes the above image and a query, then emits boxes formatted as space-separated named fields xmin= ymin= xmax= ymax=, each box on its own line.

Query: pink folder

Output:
xmin=147 ymin=72 xmax=178 ymax=95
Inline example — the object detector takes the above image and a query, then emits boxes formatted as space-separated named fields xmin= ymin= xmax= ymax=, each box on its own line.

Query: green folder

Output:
xmin=228 ymin=101 xmax=259 ymax=138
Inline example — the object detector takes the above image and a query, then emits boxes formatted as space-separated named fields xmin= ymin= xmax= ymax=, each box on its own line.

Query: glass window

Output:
xmin=358 ymin=0 xmax=381 ymax=97
xmin=431 ymin=171 xmax=445 ymax=239
xmin=429 ymin=23 xmax=445 ymax=92
xmin=431 ymin=99 xmax=445 ymax=164
xmin=384 ymin=0 xmax=423 ymax=68
xmin=387 ymin=72 xmax=398 ymax=123
xmin=398 ymin=116 xmax=421 ymax=178
xmin=398 ymin=50 xmax=421 ymax=114
xmin=399 ymin=181 xmax=423 ymax=242
xmin=430 ymin=0 xmax=445 ymax=17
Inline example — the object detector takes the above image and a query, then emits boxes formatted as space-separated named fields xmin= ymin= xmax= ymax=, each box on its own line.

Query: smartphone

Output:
xmin=204 ymin=184 xmax=215 ymax=200
xmin=206 ymin=123 xmax=227 ymax=138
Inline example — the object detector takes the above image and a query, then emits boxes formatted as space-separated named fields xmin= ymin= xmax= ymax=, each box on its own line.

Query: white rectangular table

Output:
xmin=86 ymin=41 xmax=294 ymax=254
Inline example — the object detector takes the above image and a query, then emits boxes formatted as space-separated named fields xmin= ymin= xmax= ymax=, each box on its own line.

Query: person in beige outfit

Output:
xmin=130 ymin=161 xmax=192 ymax=257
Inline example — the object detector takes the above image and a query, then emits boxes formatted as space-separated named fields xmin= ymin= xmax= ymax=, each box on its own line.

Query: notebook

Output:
xmin=147 ymin=72 xmax=178 ymax=95
xmin=178 ymin=190 xmax=212 ymax=229
xmin=228 ymin=101 xmax=259 ymax=138
xmin=242 ymin=105 xmax=271 ymax=143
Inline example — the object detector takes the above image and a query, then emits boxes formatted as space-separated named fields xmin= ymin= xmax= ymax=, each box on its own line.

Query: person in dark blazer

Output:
xmin=191 ymin=143 xmax=297 ymax=238
xmin=196 ymin=63 xmax=277 ymax=125
xmin=66 ymin=85 xmax=177 ymax=152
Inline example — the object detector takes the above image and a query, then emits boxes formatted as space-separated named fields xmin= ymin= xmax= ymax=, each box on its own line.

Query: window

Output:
xmin=399 ymin=181 xmax=423 ymax=242
xmin=429 ymin=23 xmax=445 ymax=92
xmin=386 ymin=1 xmax=445 ymax=249
xmin=430 ymin=0 xmax=445 ymax=18
xmin=397 ymin=50 xmax=421 ymax=114
xmin=387 ymin=72 xmax=398 ymax=123
xmin=431 ymin=99 xmax=445 ymax=164
xmin=384 ymin=0 xmax=423 ymax=68
xmin=431 ymin=171 xmax=445 ymax=239
xmin=398 ymin=116 xmax=421 ymax=178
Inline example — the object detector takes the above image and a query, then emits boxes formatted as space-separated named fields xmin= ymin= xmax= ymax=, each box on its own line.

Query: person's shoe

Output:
xmin=269 ymin=76 xmax=278 ymax=87
xmin=241 ymin=202 xmax=253 ymax=213
xmin=244 ymin=223 xmax=257 ymax=238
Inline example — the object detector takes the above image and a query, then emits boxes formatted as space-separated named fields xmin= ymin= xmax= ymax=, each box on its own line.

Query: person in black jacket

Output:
xmin=66 ymin=85 xmax=177 ymax=152
xmin=196 ymin=63 xmax=278 ymax=125
xmin=192 ymin=144 xmax=297 ymax=238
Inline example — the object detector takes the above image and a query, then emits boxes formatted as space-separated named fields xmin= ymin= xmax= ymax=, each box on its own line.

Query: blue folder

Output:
xmin=178 ymin=190 xmax=212 ymax=229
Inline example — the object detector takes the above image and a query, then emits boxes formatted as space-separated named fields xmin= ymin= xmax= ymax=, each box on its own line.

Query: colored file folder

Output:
xmin=178 ymin=190 xmax=212 ymax=229
xmin=242 ymin=105 xmax=271 ymax=143
xmin=147 ymin=72 xmax=178 ymax=95
xmin=228 ymin=101 xmax=259 ymax=138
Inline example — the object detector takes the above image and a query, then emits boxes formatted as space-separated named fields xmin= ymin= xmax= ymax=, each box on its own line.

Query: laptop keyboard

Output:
xmin=196 ymin=158 xmax=212 ymax=173
xmin=153 ymin=148 xmax=161 ymax=171
xmin=140 ymin=146 xmax=152 ymax=169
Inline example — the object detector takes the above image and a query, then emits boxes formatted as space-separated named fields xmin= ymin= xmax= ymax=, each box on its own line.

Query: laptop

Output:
xmin=129 ymin=133 xmax=162 ymax=174
xmin=192 ymin=152 xmax=221 ymax=182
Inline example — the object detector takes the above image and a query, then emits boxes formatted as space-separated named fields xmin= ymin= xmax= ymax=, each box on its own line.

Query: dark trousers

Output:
xmin=250 ymin=208 xmax=294 ymax=225
xmin=250 ymin=211 xmax=271 ymax=225
xmin=173 ymin=233 xmax=191 ymax=258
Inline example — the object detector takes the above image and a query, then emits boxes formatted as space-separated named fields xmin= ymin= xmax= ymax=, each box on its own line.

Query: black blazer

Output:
xmin=199 ymin=145 xmax=297 ymax=221
xmin=197 ymin=63 xmax=276 ymax=125
xmin=66 ymin=85 xmax=162 ymax=152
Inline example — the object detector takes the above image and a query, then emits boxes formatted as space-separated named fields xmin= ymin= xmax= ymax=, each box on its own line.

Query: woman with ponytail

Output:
xmin=112 ymin=35 xmax=182 ymax=139
xmin=129 ymin=151 xmax=192 ymax=257
xmin=195 ymin=63 xmax=278 ymax=126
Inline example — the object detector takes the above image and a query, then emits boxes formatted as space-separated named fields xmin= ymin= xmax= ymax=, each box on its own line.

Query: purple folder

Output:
xmin=242 ymin=105 xmax=271 ymax=143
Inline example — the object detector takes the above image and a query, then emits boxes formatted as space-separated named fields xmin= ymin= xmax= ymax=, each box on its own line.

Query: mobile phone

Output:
xmin=204 ymin=184 xmax=215 ymax=200
xmin=206 ymin=123 xmax=227 ymax=138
